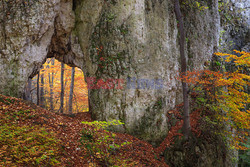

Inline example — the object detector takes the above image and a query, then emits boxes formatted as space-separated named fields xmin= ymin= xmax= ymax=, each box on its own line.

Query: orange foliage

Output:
xmin=39 ymin=59 xmax=88 ymax=113
xmin=181 ymin=50 xmax=250 ymax=150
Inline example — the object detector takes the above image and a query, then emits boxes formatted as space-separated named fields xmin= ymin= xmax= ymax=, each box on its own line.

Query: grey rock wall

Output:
xmin=0 ymin=0 xmax=219 ymax=145
xmin=219 ymin=0 xmax=250 ymax=52
xmin=74 ymin=0 xmax=219 ymax=145
xmin=0 ymin=0 xmax=77 ymax=97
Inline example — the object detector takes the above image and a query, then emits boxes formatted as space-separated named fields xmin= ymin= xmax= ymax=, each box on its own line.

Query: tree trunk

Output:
xmin=49 ymin=58 xmax=54 ymax=111
xmin=37 ymin=72 xmax=40 ymax=105
xmin=65 ymin=80 xmax=68 ymax=112
xmin=68 ymin=67 xmax=75 ymax=114
xmin=174 ymin=0 xmax=191 ymax=139
xmin=60 ymin=62 xmax=65 ymax=113
xmin=40 ymin=67 xmax=45 ymax=108
xmin=30 ymin=78 xmax=33 ymax=102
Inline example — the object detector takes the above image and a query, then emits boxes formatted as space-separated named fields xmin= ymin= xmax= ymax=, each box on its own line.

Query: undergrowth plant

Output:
xmin=181 ymin=0 xmax=209 ymax=11
xmin=238 ymin=136 xmax=250 ymax=166
xmin=0 ymin=124 xmax=61 ymax=166
xmin=80 ymin=120 xmax=131 ymax=166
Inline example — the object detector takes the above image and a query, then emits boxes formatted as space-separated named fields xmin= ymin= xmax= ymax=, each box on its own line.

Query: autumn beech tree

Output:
xmin=29 ymin=58 xmax=88 ymax=113
xmin=37 ymin=72 xmax=40 ymax=106
xmin=174 ymin=0 xmax=191 ymax=139
xmin=68 ymin=67 xmax=75 ymax=114
xmin=40 ymin=66 xmax=45 ymax=108
xmin=60 ymin=62 xmax=65 ymax=113
xmin=182 ymin=50 xmax=250 ymax=149
xmin=48 ymin=58 xmax=55 ymax=111
xmin=32 ymin=59 xmax=88 ymax=113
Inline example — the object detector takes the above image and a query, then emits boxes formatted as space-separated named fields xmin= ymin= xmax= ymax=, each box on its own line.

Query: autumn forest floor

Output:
xmin=0 ymin=94 xmax=177 ymax=166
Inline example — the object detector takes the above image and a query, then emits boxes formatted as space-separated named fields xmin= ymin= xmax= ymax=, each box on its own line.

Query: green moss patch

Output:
xmin=0 ymin=124 xmax=61 ymax=166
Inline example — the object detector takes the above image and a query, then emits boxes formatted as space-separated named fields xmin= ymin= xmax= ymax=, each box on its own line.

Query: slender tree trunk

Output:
xmin=49 ymin=69 xmax=53 ymax=109
xmin=40 ymin=67 xmax=45 ymax=108
xmin=60 ymin=62 xmax=65 ymax=113
xmin=30 ymin=78 xmax=33 ymax=102
xmin=49 ymin=58 xmax=54 ymax=111
xmin=174 ymin=0 xmax=191 ymax=139
xmin=65 ymin=80 xmax=68 ymax=112
xmin=37 ymin=72 xmax=40 ymax=105
xmin=68 ymin=67 xmax=75 ymax=114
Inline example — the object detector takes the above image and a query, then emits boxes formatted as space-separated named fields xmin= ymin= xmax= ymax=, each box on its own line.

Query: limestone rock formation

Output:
xmin=164 ymin=137 xmax=233 ymax=167
xmin=219 ymin=0 xmax=250 ymax=52
xmin=74 ymin=0 xmax=219 ymax=145
xmin=2 ymin=0 xmax=246 ymax=147
xmin=0 ymin=0 xmax=76 ymax=97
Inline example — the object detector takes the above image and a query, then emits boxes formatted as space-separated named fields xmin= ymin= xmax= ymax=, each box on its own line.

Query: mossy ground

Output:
xmin=0 ymin=94 xmax=169 ymax=166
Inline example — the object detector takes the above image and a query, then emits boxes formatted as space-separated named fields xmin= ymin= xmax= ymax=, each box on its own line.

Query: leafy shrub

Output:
xmin=0 ymin=124 xmax=61 ymax=166
xmin=4 ymin=109 xmax=34 ymax=121
xmin=0 ymin=96 xmax=15 ymax=105
xmin=238 ymin=136 xmax=250 ymax=167
xmin=80 ymin=120 xmax=131 ymax=166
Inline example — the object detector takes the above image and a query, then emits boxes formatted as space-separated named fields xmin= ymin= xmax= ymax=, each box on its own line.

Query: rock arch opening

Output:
xmin=24 ymin=58 xmax=89 ymax=114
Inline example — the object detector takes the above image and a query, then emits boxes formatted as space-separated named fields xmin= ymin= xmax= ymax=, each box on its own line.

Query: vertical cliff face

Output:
xmin=74 ymin=0 xmax=219 ymax=145
xmin=0 ymin=0 xmax=219 ymax=144
xmin=0 ymin=0 xmax=57 ymax=97
xmin=74 ymin=0 xmax=180 ymax=145
xmin=184 ymin=0 xmax=220 ymax=69
xmin=219 ymin=0 xmax=250 ymax=52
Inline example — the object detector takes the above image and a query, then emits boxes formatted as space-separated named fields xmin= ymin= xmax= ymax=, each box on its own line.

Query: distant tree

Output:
xmin=65 ymin=79 xmax=68 ymax=112
xmin=33 ymin=58 xmax=88 ymax=112
xmin=68 ymin=67 xmax=75 ymax=114
xmin=48 ymin=58 xmax=55 ymax=111
xmin=60 ymin=62 xmax=65 ymax=113
xmin=40 ymin=67 xmax=45 ymax=108
xmin=37 ymin=72 xmax=40 ymax=105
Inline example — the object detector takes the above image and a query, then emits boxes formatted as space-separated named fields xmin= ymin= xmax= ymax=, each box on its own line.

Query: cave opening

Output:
xmin=24 ymin=58 xmax=89 ymax=114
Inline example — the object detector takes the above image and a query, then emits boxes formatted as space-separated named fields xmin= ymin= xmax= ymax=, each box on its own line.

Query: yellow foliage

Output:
xmin=37 ymin=58 xmax=89 ymax=113
xmin=184 ymin=50 xmax=250 ymax=150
